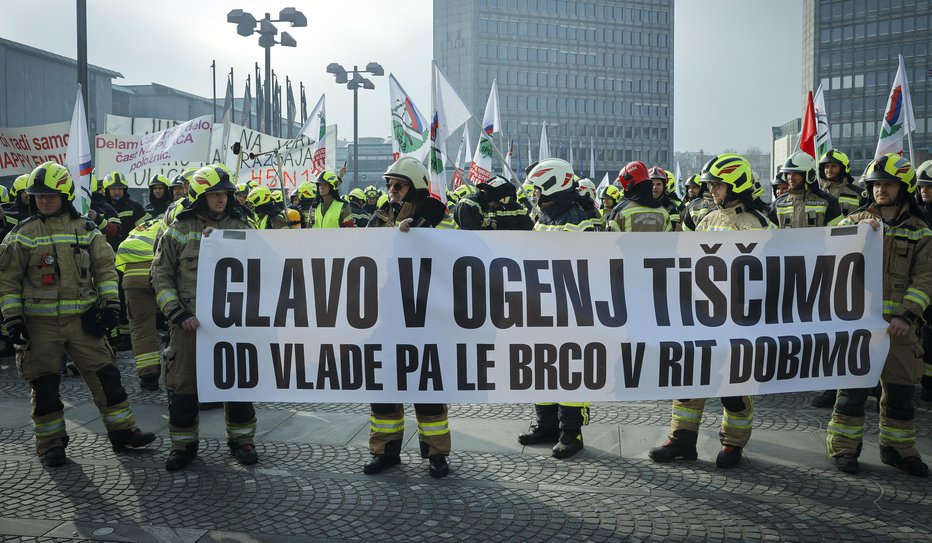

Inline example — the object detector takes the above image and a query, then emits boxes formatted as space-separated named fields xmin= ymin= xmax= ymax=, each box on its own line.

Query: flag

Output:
xmin=515 ymin=136 xmax=523 ymax=179
xmin=674 ymin=161 xmax=685 ymax=199
xmin=389 ymin=73 xmax=430 ymax=162
xmin=220 ymin=73 xmax=234 ymax=154
xmin=451 ymin=126 xmax=469 ymax=189
xmin=589 ymin=137 xmax=595 ymax=180
xmin=255 ymin=64 xmax=265 ymax=134
xmin=505 ymin=138 xmax=514 ymax=172
xmin=595 ymin=173 xmax=610 ymax=208
xmin=273 ymin=78 xmax=282 ymax=137
xmin=286 ymin=79 xmax=296 ymax=138
xmin=577 ymin=139 xmax=583 ymax=172
xmin=799 ymin=90 xmax=817 ymax=158
xmin=813 ymin=82 xmax=832 ymax=159
xmin=527 ymin=135 xmax=533 ymax=167
xmin=300 ymin=83 xmax=308 ymax=123
xmin=429 ymin=61 xmax=472 ymax=202
xmin=65 ymin=84 xmax=92 ymax=215
xmin=568 ymin=138 xmax=574 ymax=171
xmin=298 ymin=94 xmax=327 ymax=174
xmin=538 ymin=122 xmax=551 ymax=160
xmin=468 ymin=79 xmax=500 ymax=183
xmin=876 ymin=54 xmax=916 ymax=158
xmin=241 ymin=76 xmax=252 ymax=129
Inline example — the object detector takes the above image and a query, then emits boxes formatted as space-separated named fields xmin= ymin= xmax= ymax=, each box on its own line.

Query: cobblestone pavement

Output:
xmin=1 ymin=354 xmax=931 ymax=542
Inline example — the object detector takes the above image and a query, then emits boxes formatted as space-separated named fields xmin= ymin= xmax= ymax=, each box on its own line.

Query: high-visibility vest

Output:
xmin=313 ymin=200 xmax=346 ymax=228
xmin=115 ymin=219 xmax=165 ymax=277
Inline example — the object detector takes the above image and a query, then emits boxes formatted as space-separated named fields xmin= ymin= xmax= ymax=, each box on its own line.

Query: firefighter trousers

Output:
xmin=17 ymin=315 xmax=137 ymax=454
xmin=669 ymin=397 xmax=754 ymax=447
xmin=532 ymin=402 xmax=590 ymax=432
xmin=123 ymin=271 xmax=160 ymax=378
xmin=368 ymin=403 xmax=450 ymax=457
xmin=828 ymin=332 xmax=923 ymax=458
xmin=164 ymin=323 xmax=256 ymax=451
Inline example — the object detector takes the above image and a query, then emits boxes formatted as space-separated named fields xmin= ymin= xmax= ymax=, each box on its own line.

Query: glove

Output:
xmin=6 ymin=318 xmax=29 ymax=345
xmin=99 ymin=306 xmax=121 ymax=330
xmin=170 ymin=310 xmax=194 ymax=326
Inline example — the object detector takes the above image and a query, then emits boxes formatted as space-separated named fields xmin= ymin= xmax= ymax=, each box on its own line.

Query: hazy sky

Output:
xmin=0 ymin=0 xmax=802 ymax=153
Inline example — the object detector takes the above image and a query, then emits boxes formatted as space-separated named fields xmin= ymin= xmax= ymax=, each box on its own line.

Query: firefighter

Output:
xmin=163 ymin=169 xmax=198 ymax=228
xmin=295 ymin=181 xmax=317 ymax=227
xmin=598 ymin=184 xmax=621 ymax=223
xmin=517 ymin=158 xmax=598 ymax=459
xmin=680 ymin=174 xmax=717 ymax=232
xmin=313 ymin=171 xmax=356 ymax=228
xmin=115 ymin=217 xmax=165 ymax=391
xmin=145 ymin=175 xmax=172 ymax=217
xmin=454 ymin=175 xmax=530 ymax=231
xmin=681 ymin=174 xmax=701 ymax=205
xmin=607 ymin=161 xmax=672 ymax=232
xmin=0 ymin=181 xmax=18 ymax=241
xmin=104 ymin=171 xmax=149 ymax=248
xmin=363 ymin=157 xmax=452 ymax=478
xmin=576 ymin=178 xmax=602 ymax=226
xmin=828 ymin=154 xmax=930 ymax=477
xmin=649 ymin=154 xmax=774 ymax=468
xmin=916 ymin=160 xmax=932 ymax=401
xmin=0 ymin=161 xmax=155 ymax=466
xmin=771 ymin=172 xmax=789 ymax=201
xmin=819 ymin=149 xmax=864 ymax=216
xmin=246 ymin=186 xmax=292 ymax=229
xmin=346 ymin=187 xmax=372 ymax=227
xmin=648 ymin=167 xmax=681 ymax=230
xmin=151 ymin=164 xmax=258 ymax=471
xmin=362 ymin=185 xmax=381 ymax=215
xmin=169 ymin=173 xmax=188 ymax=202
xmin=2 ymin=174 xmax=33 ymax=235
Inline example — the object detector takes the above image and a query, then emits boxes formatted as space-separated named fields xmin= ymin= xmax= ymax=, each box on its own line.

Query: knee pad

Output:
xmin=720 ymin=396 xmax=747 ymax=412
xmin=414 ymin=403 xmax=445 ymax=417
xmin=225 ymin=402 xmax=256 ymax=424
xmin=168 ymin=393 xmax=199 ymax=428
xmin=834 ymin=389 xmax=869 ymax=417
xmin=95 ymin=364 xmax=128 ymax=406
xmin=370 ymin=403 xmax=400 ymax=415
xmin=885 ymin=383 xmax=916 ymax=421
xmin=30 ymin=374 xmax=63 ymax=417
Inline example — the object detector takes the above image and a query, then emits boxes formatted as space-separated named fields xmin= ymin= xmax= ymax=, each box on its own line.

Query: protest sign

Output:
xmin=194 ymin=225 xmax=888 ymax=404
xmin=95 ymin=115 xmax=212 ymax=178
xmin=0 ymin=122 xmax=70 ymax=176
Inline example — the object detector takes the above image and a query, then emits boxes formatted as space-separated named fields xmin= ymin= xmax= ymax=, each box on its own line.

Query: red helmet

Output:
xmin=617 ymin=161 xmax=650 ymax=191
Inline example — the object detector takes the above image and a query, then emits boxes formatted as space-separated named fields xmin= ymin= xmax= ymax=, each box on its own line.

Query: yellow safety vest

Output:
xmin=313 ymin=200 xmax=346 ymax=228
xmin=115 ymin=219 xmax=165 ymax=277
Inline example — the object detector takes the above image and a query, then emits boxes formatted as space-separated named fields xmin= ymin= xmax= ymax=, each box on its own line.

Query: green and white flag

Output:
xmin=389 ymin=73 xmax=430 ymax=163
xmin=468 ymin=79 xmax=500 ymax=184
xmin=875 ymin=55 xmax=915 ymax=158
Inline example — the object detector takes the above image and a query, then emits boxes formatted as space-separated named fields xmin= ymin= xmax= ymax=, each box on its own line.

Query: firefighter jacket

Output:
xmin=249 ymin=203 xmax=293 ymax=230
xmin=313 ymin=198 xmax=355 ymax=228
xmin=89 ymin=194 xmax=121 ymax=240
xmin=0 ymin=212 xmax=120 ymax=321
xmin=840 ymin=202 xmax=932 ymax=324
xmin=151 ymin=205 xmax=250 ymax=325
xmin=659 ymin=194 xmax=682 ymax=230
xmin=607 ymin=199 xmax=672 ymax=232
xmin=367 ymin=199 xmax=457 ymax=229
xmin=107 ymin=196 xmax=149 ymax=249
xmin=681 ymin=193 xmax=718 ymax=231
xmin=769 ymin=185 xmax=843 ymax=228
xmin=115 ymin=218 xmax=165 ymax=289
xmin=695 ymin=201 xmax=775 ymax=232
xmin=533 ymin=200 xmax=600 ymax=232
xmin=454 ymin=195 xmax=493 ymax=230
xmin=820 ymin=180 xmax=865 ymax=216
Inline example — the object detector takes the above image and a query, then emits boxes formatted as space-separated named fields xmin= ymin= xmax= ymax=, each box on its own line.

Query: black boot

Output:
xmin=810 ymin=390 xmax=836 ymax=408
xmin=551 ymin=429 xmax=584 ymax=459
xmin=109 ymin=428 xmax=156 ymax=451
xmin=716 ymin=445 xmax=743 ymax=468
xmin=165 ymin=444 xmax=198 ymax=471
xmin=649 ymin=430 xmax=699 ymax=463
xmin=41 ymin=446 xmax=67 ymax=467
xmin=518 ymin=404 xmax=559 ymax=445
xmin=140 ymin=374 xmax=160 ymax=392
xmin=428 ymin=455 xmax=450 ymax=478
xmin=419 ymin=440 xmax=430 ymax=459
xmin=363 ymin=439 xmax=402 ymax=475
xmin=834 ymin=453 xmax=860 ymax=474
xmin=229 ymin=441 xmax=259 ymax=465
xmin=880 ymin=446 xmax=930 ymax=477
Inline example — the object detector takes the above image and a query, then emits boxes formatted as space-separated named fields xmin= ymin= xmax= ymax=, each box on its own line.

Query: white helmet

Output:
xmin=527 ymin=158 xmax=575 ymax=200
xmin=781 ymin=151 xmax=818 ymax=184
xmin=383 ymin=156 xmax=430 ymax=191
xmin=576 ymin=178 xmax=597 ymax=201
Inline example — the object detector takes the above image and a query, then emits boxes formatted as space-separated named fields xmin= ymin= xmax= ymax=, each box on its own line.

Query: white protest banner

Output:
xmin=96 ymin=115 xmax=212 ymax=178
xmin=0 ymin=122 xmax=70 ymax=176
xmin=195 ymin=225 xmax=888 ymax=404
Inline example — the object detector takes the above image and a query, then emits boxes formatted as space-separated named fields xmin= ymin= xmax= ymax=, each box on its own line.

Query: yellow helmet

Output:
xmin=0 ymin=184 xmax=9 ymax=204
xmin=27 ymin=161 xmax=75 ymax=201
xmin=270 ymin=189 xmax=284 ymax=203
xmin=665 ymin=170 xmax=677 ymax=195
xmin=364 ymin=184 xmax=380 ymax=199
xmin=11 ymin=174 xmax=30 ymax=196
xmin=599 ymin=184 xmax=621 ymax=203
xmin=819 ymin=148 xmax=851 ymax=179
xmin=246 ymin=186 xmax=273 ymax=208
xmin=376 ymin=193 xmax=389 ymax=208
xmin=751 ymin=171 xmax=765 ymax=200
xmin=453 ymin=183 xmax=477 ymax=201
xmin=189 ymin=164 xmax=237 ymax=201
xmin=699 ymin=154 xmax=754 ymax=195
xmin=148 ymin=174 xmax=170 ymax=188
xmin=684 ymin=174 xmax=700 ymax=189
xmin=348 ymin=187 xmax=366 ymax=202
xmin=103 ymin=171 xmax=129 ymax=190
xmin=297 ymin=181 xmax=317 ymax=201
xmin=864 ymin=153 xmax=916 ymax=194
xmin=316 ymin=170 xmax=342 ymax=191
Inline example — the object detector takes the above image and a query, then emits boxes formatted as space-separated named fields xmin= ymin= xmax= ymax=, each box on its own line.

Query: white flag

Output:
xmin=429 ymin=61 xmax=472 ymax=202
xmin=538 ymin=122 xmax=551 ymax=160
xmin=468 ymin=80 xmax=500 ymax=184
xmin=813 ymin=82 xmax=832 ymax=160
xmin=451 ymin=125 xmax=470 ymax=189
xmin=65 ymin=84 xmax=92 ymax=216
xmin=674 ymin=161 xmax=684 ymax=199
xmin=568 ymin=138 xmax=575 ymax=170
xmin=589 ymin=138 xmax=595 ymax=179
xmin=876 ymin=55 xmax=916 ymax=158
xmin=220 ymin=75 xmax=235 ymax=155
xmin=388 ymin=73 xmax=430 ymax=163
xmin=299 ymin=94 xmax=327 ymax=174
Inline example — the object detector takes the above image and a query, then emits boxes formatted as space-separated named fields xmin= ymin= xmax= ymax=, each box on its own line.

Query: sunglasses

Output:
xmin=386 ymin=181 xmax=409 ymax=191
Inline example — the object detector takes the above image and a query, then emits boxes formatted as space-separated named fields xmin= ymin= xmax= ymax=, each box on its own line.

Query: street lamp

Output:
xmin=227 ymin=7 xmax=306 ymax=132
xmin=327 ymin=62 xmax=383 ymax=187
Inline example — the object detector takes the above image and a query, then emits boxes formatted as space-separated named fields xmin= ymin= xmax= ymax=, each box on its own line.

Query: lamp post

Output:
xmin=326 ymin=62 xmax=383 ymax=186
xmin=227 ymin=7 xmax=306 ymax=133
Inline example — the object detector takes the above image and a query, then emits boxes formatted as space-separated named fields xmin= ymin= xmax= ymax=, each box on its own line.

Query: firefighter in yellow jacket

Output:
xmin=0 ymin=161 xmax=155 ymax=466
xmin=246 ymin=186 xmax=292 ymax=229
xmin=151 ymin=164 xmax=258 ymax=471
xmin=649 ymin=154 xmax=774 ymax=469
xmin=115 ymin=217 xmax=165 ymax=391
xmin=827 ymin=153 xmax=930 ymax=477
xmin=312 ymin=171 xmax=355 ymax=228
xmin=363 ymin=157 xmax=452 ymax=478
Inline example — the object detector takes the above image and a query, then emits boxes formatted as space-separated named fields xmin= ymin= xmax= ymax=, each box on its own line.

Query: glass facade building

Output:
xmin=433 ymin=0 xmax=673 ymax=180
xmin=802 ymin=0 xmax=932 ymax=173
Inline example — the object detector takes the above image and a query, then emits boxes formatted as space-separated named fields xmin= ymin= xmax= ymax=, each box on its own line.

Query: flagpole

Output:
xmin=211 ymin=60 xmax=217 ymax=123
